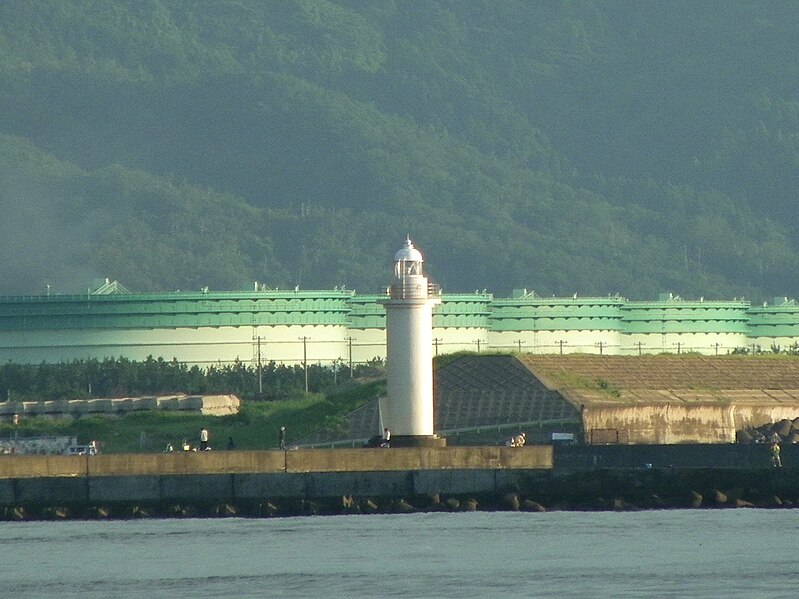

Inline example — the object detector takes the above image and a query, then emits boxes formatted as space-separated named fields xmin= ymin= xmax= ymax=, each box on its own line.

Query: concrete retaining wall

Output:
xmin=556 ymin=442 xmax=790 ymax=470
xmin=582 ymin=403 xmax=799 ymax=444
xmin=0 ymin=446 xmax=552 ymax=507
xmin=0 ymin=469 xmax=543 ymax=506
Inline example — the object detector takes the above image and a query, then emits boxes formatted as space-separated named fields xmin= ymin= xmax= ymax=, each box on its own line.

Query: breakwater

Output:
xmin=0 ymin=446 xmax=550 ymax=519
xmin=1 ymin=445 xmax=798 ymax=519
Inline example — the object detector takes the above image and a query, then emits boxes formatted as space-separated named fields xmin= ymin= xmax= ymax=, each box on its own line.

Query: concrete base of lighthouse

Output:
xmin=389 ymin=435 xmax=447 ymax=448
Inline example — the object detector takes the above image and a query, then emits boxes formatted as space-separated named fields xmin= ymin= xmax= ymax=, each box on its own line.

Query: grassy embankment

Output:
xmin=0 ymin=379 xmax=385 ymax=453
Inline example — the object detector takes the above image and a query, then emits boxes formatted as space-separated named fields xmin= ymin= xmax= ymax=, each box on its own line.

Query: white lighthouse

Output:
xmin=380 ymin=238 xmax=445 ymax=447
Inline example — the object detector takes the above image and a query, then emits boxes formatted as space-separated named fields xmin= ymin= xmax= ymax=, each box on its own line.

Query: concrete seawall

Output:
xmin=0 ymin=446 xmax=552 ymax=509
xmin=0 ymin=446 xmax=551 ymax=478
xmin=2 ymin=445 xmax=799 ymax=518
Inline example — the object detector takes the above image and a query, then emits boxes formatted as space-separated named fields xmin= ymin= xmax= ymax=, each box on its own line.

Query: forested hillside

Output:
xmin=1 ymin=0 xmax=797 ymax=301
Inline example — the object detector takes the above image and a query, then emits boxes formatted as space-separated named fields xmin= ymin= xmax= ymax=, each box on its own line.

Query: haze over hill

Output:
xmin=1 ymin=1 xmax=798 ymax=301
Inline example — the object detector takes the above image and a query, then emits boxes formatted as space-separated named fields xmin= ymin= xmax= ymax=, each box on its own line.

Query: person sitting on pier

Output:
xmin=511 ymin=432 xmax=526 ymax=448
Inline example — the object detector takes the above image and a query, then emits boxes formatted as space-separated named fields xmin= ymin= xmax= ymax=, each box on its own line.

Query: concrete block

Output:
xmin=16 ymin=477 xmax=87 ymax=504
xmin=157 ymin=397 xmax=181 ymax=411
xmin=0 ymin=402 xmax=22 ymax=416
xmin=49 ymin=400 xmax=72 ymax=414
xmin=305 ymin=471 xmax=414 ymax=498
xmin=234 ymin=472 xmax=307 ymax=499
xmin=421 ymin=447 xmax=502 ymax=469
xmin=23 ymin=402 xmax=46 ymax=415
xmin=413 ymin=469 xmax=496 ymax=495
xmin=90 ymin=451 xmax=286 ymax=477
xmin=160 ymin=474 xmax=233 ymax=502
xmin=0 ymin=456 xmax=87 ymax=479
xmin=212 ymin=450 xmax=285 ymax=473
xmin=111 ymin=399 xmax=133 ymax=413
xmin=180 ymin=396 xmax=204 ymax=410
xmin=499 ymin=446 xmax=553 ymax=469
xmin=287 ymin=448 xmax=422 ymax=472
xmin=133 ymin=398 xmax=158 ymax=410
xmin=86 ymin=399 xmax=112 ymax=413
xmin=90 ymin=454 xmax=162 ymax=476
xmin=89 ymin=475 xmax=160 ymax=503
xmin=199 ymin=395 xmax=240 ymax=416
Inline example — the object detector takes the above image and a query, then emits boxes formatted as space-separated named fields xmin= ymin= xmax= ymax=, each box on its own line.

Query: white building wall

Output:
xmin=488 ymin=330 xmax=623 ymax=354
xmin=619 ymin=332 xmax=749 ymax=355
xmin=348 ymin=328 xmax=387 ymax=363
xmin=0 ymin=325 xmax=349 ymax=367
xmin=347 ymin=326 xmax=489 ymax=362
xmin=434 ymin=327 xmax=487 ymax=355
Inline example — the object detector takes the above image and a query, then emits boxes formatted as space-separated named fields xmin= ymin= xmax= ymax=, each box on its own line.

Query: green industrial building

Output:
xmin=0 ymin=282 xmax=795 ymax=366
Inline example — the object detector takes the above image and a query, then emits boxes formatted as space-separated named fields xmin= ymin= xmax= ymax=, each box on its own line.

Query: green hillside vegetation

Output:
xmin=0 ymin=378 xmax=385 ymax=454
xmin=1 ymin=1 xmax=798 ymax=301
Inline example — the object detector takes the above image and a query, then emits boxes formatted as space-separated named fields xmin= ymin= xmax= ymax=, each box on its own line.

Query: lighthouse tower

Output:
xmin=380 ymin=238 xmax=445 ymax=447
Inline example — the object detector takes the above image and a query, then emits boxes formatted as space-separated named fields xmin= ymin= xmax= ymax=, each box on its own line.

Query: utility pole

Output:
xmin=635 ymin=341 xmax=644 ymax=356
xmin=596 ymin=341 xmax=606 ymax=355
xmin=346 ymin=336 xmax=353 ymax=378
xmin=474 ymin=339 xmax=482 ymax=353
xmin=433 ymin=338 xmax=442 ymax=356
xmin=257 ymin=335 xmax=263 ymax=398
xmin=557 ymin=340 xmax=567 ymax=355
xmin=299 ymin=336 xmax=310 ymax=394
xmin=516 ymin=339 xmax=525 ymax=352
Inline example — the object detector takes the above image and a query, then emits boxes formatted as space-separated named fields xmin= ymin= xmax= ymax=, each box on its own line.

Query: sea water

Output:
xmin=0 ymin=510 xmax=797 ymax=598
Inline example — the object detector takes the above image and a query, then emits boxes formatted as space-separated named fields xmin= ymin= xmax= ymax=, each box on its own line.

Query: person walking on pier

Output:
xmin=380 ymin=428 xmax=391 ymax=448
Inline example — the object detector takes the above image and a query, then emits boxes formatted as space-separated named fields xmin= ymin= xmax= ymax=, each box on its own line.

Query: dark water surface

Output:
xmin=1 ymin=510 xmax=797 ymax=598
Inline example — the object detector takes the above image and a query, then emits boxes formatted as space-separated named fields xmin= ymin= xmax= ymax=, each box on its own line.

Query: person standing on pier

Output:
xmin=771 ymin=441 xmax=782 ymax=467
xmin=200 ymin=427 xmax=209 ymax=450
xmin=279 ymin=426 xmax=286 ymax=450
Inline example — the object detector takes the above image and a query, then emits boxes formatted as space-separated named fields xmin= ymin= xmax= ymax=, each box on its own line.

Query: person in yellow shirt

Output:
xmin=771 ymin=441 xmax=782 ymax=467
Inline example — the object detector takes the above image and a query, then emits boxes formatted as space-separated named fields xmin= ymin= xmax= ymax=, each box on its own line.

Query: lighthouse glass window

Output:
xmin=395 ymin=259 xmax=422 ymax=278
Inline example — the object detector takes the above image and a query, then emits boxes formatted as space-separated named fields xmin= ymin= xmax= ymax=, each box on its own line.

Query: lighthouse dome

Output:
xmin=394 ymin=238 xmax=423 ymax=263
